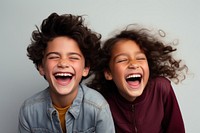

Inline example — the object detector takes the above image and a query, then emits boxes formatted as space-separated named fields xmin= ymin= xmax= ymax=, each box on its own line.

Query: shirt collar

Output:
xmin=46 ymin=85 xmax=84 ymax=119
xmin=68 ymin=84 xmax=83 ymax=119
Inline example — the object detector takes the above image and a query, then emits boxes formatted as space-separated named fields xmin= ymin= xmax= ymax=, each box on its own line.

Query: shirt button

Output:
xmin=52 ymin=111 xmax=56 ymax=115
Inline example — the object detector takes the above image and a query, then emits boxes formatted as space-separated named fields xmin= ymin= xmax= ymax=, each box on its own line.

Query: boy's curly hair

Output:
xmin=87 ymin=26 xmax=188 ymax=93
xmin=27 ymin=13 xmax=101 ymax=78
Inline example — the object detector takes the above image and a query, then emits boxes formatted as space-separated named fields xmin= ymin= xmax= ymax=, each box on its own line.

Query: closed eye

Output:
xmin=116 ymin=59 xmax=128 ymax=63
xmin=48 ymin=56 xmax=59 ymax=59
xmin=136 ymin=57 xmax=146 ymax=60
xmin=136 ymin=54 xmax=147 ymax=60
xmin=70 ymin=57 xmax=80 ymax=60
xmin=46 ymin=52 xmax=60 ymax=60
xmin=69 ymin=55 xmax=81 ymax=60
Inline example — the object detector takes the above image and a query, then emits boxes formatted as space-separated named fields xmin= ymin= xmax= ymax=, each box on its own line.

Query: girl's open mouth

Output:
xmin=126 ymin=74 xmax=142 ymax=87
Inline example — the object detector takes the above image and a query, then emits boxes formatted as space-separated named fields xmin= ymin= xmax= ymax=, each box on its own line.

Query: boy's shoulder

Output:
xmin=22 ymin=88 xmax=49 ymax=107
xmin=80 ymin=84 xmax=108 ymax=108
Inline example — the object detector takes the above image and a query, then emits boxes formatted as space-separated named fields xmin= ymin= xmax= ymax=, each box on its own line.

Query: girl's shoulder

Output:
xmin=150 ymin=76 xmax=171 ymax=87
xmin=148 ymin=76 xmax=172 ymax=96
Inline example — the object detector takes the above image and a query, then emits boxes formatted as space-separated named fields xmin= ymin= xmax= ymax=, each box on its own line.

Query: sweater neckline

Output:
xmin=114 ymin=81 xmax=151 ymax=110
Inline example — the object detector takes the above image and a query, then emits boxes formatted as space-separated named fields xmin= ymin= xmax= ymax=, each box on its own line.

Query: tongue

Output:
xmin=56 ymin=77 xmax=71 ymax=86
xmin=127 ymin=80 xmax=140 ymax=86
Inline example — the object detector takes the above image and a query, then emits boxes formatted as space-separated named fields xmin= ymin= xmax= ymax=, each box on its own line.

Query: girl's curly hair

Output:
xmin=27 ymin=13 xmax=101 ymax=79
xmin=87 ymin=25 xmax=188 ymax=93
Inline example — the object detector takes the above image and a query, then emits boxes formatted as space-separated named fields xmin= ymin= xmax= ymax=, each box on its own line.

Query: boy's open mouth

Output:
xmin=126 ymin=74 xmax=142 ymax=86
xmin=54 ymin=72 xmax=73 ymax=83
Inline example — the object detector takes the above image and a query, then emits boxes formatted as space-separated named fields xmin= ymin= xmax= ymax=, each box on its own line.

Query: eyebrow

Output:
xmin=45 ymin=52 xmax=59 ymax=57
xmin=45 ymin=52 xmax=82 ymax=57
xmin=113 ymin=51 xmax=145 ymax=60
xmin=113 ymin=53 xmax=128 ymax=60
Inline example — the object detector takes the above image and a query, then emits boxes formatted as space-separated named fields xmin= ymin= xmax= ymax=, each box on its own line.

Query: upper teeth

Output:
xmin=55 ymin=73 xmax=72 ymax=76
xmin=126 ymin=74 xmax=141 ymax=79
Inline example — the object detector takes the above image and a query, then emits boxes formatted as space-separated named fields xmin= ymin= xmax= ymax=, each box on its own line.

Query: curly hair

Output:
xmin=87 ymin=25 xmax=188 ymax=93
xmin=27 ymin=13 xmax=101 ymax=78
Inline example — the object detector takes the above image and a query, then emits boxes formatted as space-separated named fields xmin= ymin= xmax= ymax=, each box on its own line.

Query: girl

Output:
xmin=88 ymin=26 xmax=188 ymax=133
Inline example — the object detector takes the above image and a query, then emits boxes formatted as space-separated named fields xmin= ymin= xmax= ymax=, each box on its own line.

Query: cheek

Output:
xmin=144 ymin=62 xmax=149 ymax=74
xmin=146 ymin=68 xmax=150 ymax=79
xmin=74 ymin=63 xmax=86 ymax=74
xmin=143 ymin=64 xmax=150 ymax=81
xmin=111 ymin=67 xmax=124 ymax=81
xmin=43 ymin=62 xmax=55 ymax=73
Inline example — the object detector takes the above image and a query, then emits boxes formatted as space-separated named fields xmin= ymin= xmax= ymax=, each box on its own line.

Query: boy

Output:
xmin=18 ymin=13 xmax=115 ymax=133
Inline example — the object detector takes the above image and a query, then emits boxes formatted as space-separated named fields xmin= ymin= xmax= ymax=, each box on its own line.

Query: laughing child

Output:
xmin=18 ymin=13 xmax=115 ymax=133
xmin=88 ymin=25 xmax=188 ymax=133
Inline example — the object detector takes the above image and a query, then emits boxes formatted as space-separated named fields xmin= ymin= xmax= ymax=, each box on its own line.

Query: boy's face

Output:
xmin=38 ymin=36 xmax=89 ymax=100
xmin=104 ymin=40 xmax=149 ymax=102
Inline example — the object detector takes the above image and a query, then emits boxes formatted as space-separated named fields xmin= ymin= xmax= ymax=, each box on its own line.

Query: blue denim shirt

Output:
xmin=18 ymin=84 xmax=115 ymax=133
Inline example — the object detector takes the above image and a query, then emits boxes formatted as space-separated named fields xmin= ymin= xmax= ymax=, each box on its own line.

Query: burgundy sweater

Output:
xmin=106 ymin=77 xmax=185 ymax=133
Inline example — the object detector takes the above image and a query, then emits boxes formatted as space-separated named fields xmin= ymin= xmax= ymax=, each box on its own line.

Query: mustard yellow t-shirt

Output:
xmin=53 ymin=104 xmax=70 ymax=133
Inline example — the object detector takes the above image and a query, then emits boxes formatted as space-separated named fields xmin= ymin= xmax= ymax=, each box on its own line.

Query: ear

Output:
xmin=82 ymin=67 xmax=90 ymax=77
xmin=38 ymin=65 xmax=45 ymax=76
xmin=104 ymin=69 xmax=113 ymax=80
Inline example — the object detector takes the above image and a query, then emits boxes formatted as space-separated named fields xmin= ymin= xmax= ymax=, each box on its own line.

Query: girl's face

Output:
xmin=38 ymin=36 xmax=89 ymax=101
xmin=104 ymin=40 xmax=149 ymax=102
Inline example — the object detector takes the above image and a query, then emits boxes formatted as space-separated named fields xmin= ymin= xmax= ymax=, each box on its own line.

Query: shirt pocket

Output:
xmin=31 ymin=128 xmax=55 ymax=133
xmin=73 ymin=127 xmax=95 ymax=133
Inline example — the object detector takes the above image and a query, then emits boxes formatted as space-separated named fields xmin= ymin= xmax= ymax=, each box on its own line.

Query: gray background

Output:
xmin=1 ymin=0 xmax=199 ymax=132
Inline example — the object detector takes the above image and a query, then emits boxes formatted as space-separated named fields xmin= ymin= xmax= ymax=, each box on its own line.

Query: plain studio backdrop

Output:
xmin=1 ymin=0 xmax=199 ymax=132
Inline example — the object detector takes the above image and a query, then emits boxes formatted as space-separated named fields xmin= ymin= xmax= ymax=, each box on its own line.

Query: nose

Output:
xmin=128 ymin=60 xmax=139 ymax=69
xmin=57 ymin=59 xmax=70 ymax=68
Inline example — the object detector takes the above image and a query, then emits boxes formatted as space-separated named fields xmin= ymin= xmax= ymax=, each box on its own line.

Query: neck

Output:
xmin=50 ymin=90 xmax=78 ymax=108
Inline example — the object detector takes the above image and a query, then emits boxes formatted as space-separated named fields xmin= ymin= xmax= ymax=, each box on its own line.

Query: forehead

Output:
xmin=111 ymin=40 xmax=141 ymax=55
xmin=46 ymin=36 xmax=82 ymax=53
